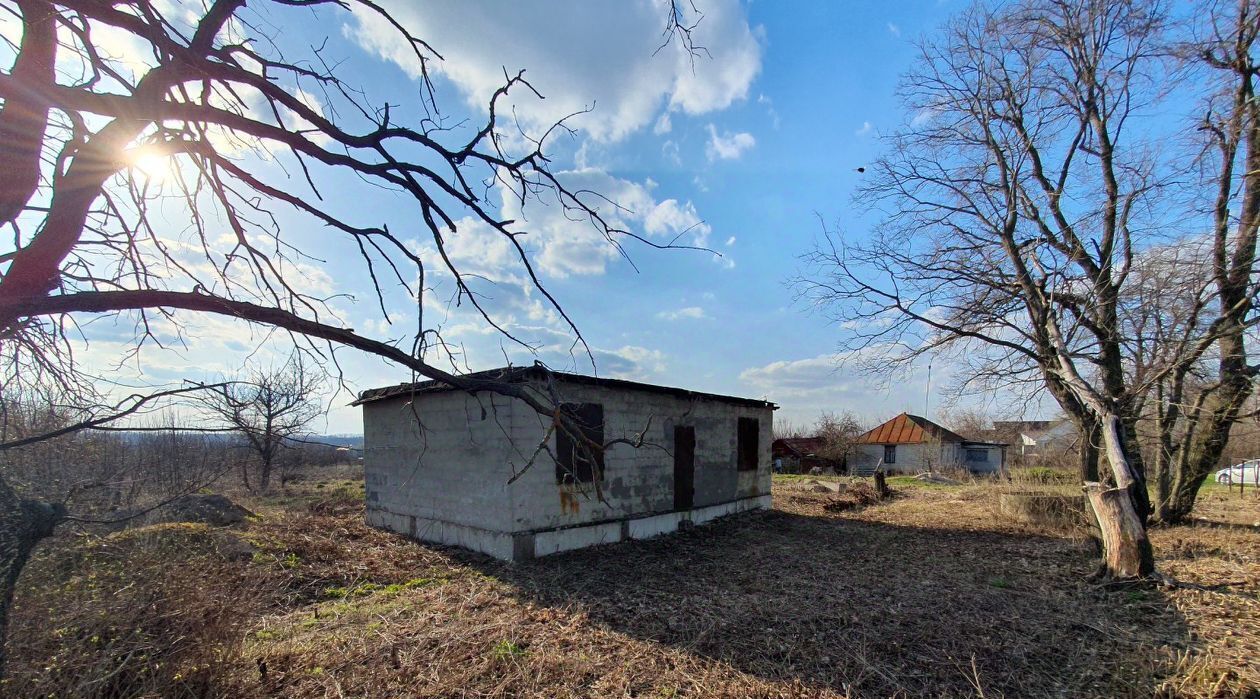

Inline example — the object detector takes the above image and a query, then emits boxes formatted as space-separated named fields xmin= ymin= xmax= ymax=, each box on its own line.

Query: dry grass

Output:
xmin=8 ymin=468 xmax=1259 ymax=698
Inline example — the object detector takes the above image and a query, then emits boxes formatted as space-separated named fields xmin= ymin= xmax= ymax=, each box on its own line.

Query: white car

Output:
xmin=1215 ymin=460 xmax=1260 ymax=485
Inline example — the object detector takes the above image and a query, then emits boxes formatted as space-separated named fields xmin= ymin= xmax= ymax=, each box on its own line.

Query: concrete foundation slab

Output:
xmin=533 ymin=521 xmax=622 ymax=557
xmin=370 ymin=493 xmax=772 ymax=562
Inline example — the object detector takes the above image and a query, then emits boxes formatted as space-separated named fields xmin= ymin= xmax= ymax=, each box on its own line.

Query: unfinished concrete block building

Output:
xmin=355 ymin=366 xmax=775 ymax=562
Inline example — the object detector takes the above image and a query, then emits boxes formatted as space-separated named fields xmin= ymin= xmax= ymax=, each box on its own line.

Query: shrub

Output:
xmin=848 ymin=482 xmax=882 ymax=505
xmin=1010 ymin=466 xmax=1077 ymax=485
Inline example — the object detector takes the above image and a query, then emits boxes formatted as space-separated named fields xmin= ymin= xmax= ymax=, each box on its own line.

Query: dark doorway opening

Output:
xmin=674 ymin=425 xmax=695 ymax=511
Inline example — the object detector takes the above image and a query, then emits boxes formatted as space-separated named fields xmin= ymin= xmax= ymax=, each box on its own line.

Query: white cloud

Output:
xmin=396 ymin=163 xmax=724 ymax=383
xmin=654 ymin=113 xmax=672 ymax=134
xmin=740 ymin=354 xmax=883 ymax=426
xmin=742 ymin=354 xmax=848 ymax=396
xmin=887 ymin=22 xmax=901 ymax=37
xmin=910 ymin=107 xmax=939 ymax=127
xmin=855 ymin=121 xmax=874 ymax=137
xmin=504 ymin=168 xmax=712 ymax=278
xmin=437 ymin=216 xmax=528 ymax=286
xmin=347 ymin=0 xmax=762 ymax=143
xmin=283 ymin=87 xmax=333 ymax=147
xmin=705 ymin=124 xmax=756 ymax=161
xmin=740 ymin=351 xmax=973 ymax=428
xmin=656 ymin=306 xmax=707 ymax=321
xmin=644 ymin=198 xmax=709 ymax=244
xmin=530 ymin=344 xmax=667 ymax=382
xmin=725 ymin=236 xmax=736 ymax=246
xmin=661 ymin=140 xmax=682 ymax=165
xmin=592 ymin=345 xmax=667 ymax=379
xmin=757 ymin=93 xmax=781 ymax=129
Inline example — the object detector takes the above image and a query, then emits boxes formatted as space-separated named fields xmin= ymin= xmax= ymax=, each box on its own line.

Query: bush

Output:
xmin=1010 ymin=466 xmax=1077 ymax=485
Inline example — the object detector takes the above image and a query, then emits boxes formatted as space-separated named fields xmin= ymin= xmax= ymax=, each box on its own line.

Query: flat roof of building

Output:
xmin=355 ymin=365 xmax=777 ymax=409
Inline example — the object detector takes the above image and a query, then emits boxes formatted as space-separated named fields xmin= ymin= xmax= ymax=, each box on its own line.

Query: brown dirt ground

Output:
xmin=10 ymin=470 xmax=1260 ymax=698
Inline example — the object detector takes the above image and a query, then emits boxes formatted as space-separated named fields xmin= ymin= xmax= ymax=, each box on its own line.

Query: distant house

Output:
xmin=771 ymin=437 xmax=843 ymax=474
xmin=849 ymin=413 xmax=1006 ymax=475
xmin=992 ymin=419 xmax=1078 ymax=462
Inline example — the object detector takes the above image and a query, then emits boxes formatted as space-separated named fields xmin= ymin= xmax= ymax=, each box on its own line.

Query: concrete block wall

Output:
xmin=506 ymin=378 xmax=773 ymax=532
xmin=361 ymin=376 xmax=774 ymax=560
xmin=362 ymin=390 xmax=519 ymax=532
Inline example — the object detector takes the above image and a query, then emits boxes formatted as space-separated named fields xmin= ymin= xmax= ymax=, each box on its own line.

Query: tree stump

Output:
xmin=1084 ymin=482 xmax=1154 ymax=579
xmin=873 ymin=471 xmax=889 ymax=499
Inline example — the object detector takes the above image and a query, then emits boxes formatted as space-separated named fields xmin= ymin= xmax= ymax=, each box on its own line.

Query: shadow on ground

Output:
xmin=464 ymin=508 xmax=1191 ymax=698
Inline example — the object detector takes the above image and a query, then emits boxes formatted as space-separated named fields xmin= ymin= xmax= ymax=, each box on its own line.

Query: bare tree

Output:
xmin=812 ymin=410 xmax=864 ymax=467
xmin=773 ymin=419 xmax=808 ymax=441
xmin=1145 ymin=0 xmax=1260 ymax=522
xmin=204 ymin=355 xmax=322 ymax=491
xmin=937 ymin=407 xmax=992 ymax=442
xmin=0 ymin=0 xmax=708 ymax=676
xmin=796 ymin=0 xmax=1168 ymax=577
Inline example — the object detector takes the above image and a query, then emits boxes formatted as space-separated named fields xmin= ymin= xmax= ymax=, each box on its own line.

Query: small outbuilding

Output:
xmin=355 ymin=366 xmax=775 ymax=562
xmin=992 ymin=419 xmax=1079 ymax=463
xmin=848 ymin=412 xmax=1006 ymax=475
xmin=771 ymin=437 xmax=843 ymax=473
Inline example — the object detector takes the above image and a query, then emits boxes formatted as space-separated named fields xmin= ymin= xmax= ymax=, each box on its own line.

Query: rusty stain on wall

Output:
xmin=559 ymin=489 xmax=580 ymax=514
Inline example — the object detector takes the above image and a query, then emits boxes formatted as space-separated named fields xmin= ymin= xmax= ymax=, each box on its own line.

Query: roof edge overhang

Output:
xmin=354 ymin=365 xmax=777 ymax=410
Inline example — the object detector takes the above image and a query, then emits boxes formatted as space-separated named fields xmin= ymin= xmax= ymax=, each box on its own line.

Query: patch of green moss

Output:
xmin=491 ymin=639 xmax=526 ymax=660
xmin=324 ymin=576 xmax=443 ymax=600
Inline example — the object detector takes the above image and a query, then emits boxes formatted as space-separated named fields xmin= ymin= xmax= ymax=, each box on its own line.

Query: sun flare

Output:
xmin=127 ymin=146 xmax=175 ymax=185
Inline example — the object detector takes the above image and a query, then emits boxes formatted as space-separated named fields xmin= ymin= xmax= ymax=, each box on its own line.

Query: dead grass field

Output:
xmin=8 ymin=468 xmax=1259 ymax=698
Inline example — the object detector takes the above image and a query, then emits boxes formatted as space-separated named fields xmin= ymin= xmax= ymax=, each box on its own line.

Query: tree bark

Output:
xmin=1078 ymin=415 xmax=1101 ymax=483
xmin=0 ymin=480 xmax=65 ymax=680
xmin=0 ymin=0 xmax=56 ymax=226
xmin=1120 ymin=413 xmax=1152 ymax=522
xmin=1155 ymin=375 xmax=1249 ymax=523
xmin=1084 ymin=483 xmax=1155 ymax=579
xmin=1087 ymin=415 xmax=1155 ymax=578
xmin=260 ymin=453 xmax=273 ymax=491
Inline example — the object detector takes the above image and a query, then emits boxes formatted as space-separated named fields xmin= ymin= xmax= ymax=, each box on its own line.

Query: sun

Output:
xmin=127 ymin=145 xmax=176 ymax=185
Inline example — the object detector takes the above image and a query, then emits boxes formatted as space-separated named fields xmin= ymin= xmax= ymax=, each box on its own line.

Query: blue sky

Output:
xmin=74 ymin=0 xmax=1024 ymax=434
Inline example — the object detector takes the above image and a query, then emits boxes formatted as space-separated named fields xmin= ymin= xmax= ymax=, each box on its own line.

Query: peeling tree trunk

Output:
xmin=0 ymin=479 xmax=65 ymax=680
xmin=1084 ymin=483 xmax=1154 ymax=578
xmin=1085 ymin=415 xmax=1155 ymax=578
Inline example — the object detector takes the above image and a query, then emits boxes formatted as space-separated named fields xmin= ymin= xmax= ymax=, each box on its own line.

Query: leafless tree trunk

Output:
xmin=796 ymin=0 xmax=1164 ymax=577
xmin=0 ymin=0 xmax=707 ymax=677
xmin=203 ymin=355 xmax=323 ymax=492
xmin=1149 ymin=0 xmax=1260 ymax=522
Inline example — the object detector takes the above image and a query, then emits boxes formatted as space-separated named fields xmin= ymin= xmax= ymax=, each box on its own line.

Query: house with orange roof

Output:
xmin=848 ymin=413 xmax=1006 ymax=475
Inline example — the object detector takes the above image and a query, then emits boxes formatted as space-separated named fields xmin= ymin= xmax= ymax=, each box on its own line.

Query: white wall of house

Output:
xmin=960 ymin=444 xmax=1003 ymax=473
xmin=849 ymin=442 xmax=1003 ymax=474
